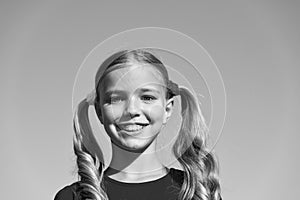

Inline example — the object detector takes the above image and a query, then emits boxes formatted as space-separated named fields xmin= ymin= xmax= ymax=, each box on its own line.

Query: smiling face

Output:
xmin=96 ymin=64 xmax=174 ymax=152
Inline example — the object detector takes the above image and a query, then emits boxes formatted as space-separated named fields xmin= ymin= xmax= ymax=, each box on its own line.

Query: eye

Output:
xmin=141 ymin=95 xmax=156 ymax=102
xmin=108 ymin=96 xmax=123 ymax=104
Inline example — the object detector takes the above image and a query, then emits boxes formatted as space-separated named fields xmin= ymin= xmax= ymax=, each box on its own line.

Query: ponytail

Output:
xmin=173 ymin=86 xmax=221 ymax=200
xmin=73 ymin=98 xmax=108 ymax=200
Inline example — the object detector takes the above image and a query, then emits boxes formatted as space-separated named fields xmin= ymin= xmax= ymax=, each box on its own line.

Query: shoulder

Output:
xmin=169 ymin=167 xmax=184 ymax=186
xmin=54 ymin=182 xmax=79 ymax=200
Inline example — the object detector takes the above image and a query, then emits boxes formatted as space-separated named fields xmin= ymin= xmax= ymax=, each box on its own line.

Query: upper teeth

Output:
xmin=118 ymin=124 xmax=145 ymax=132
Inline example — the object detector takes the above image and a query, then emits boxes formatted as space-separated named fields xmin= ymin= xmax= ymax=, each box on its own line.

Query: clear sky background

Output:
xmin=1 ymin=1 xmax=299 ymax=200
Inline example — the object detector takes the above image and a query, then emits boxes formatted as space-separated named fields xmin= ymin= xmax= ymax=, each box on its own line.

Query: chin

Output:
xmin=112 ymin=137 xmax=155 ymax=153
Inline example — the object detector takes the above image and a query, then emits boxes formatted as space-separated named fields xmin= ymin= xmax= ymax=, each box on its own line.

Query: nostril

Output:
xmin=129 ymin=112 xmax=139 ymax=118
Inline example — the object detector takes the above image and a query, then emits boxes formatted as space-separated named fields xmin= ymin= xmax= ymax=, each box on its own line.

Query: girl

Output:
xmin=54 ymin=49 xmax=222 ymax=200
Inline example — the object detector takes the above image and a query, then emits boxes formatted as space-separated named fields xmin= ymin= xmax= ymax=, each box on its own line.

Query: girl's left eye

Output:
xmin=141 ymin=95 xmax=156 ymax=102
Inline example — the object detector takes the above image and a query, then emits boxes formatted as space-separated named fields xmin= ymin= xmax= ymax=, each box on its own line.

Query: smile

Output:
xmin=116 ymin=123 xmax=148 ymax=132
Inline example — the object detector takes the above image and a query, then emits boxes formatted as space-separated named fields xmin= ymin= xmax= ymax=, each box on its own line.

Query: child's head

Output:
xmin=73 ymin=48 xmax=221 ymax=200
xmin=93 ymin=49 xmax=179 ymax=152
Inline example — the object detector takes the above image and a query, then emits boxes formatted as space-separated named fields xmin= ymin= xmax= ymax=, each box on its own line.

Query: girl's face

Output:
xmin=97 ymin=64 xmax=173 ymax=152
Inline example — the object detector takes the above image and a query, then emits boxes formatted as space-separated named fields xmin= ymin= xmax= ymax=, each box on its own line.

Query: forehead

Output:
xmin=100 ymin=64 xmax=166 ymax=92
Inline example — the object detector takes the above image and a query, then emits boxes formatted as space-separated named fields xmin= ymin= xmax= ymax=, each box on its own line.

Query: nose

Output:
xmin=124 ymin=96 xmax=140 ymax=118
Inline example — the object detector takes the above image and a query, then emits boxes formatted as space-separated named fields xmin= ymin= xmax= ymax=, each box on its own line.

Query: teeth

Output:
xmin=118 ymin=124 xmax=146 ymax=132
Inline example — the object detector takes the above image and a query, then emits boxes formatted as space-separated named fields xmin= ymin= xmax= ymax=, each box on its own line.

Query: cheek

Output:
xmin=102 ymin=105 xmax=123 ymax=122
xmin=146 ymin=104 xmax=165 ymax=123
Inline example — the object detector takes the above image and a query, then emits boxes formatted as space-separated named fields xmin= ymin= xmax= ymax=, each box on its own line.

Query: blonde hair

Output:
xmin=73 ymin=49 xmax=221 ymax=200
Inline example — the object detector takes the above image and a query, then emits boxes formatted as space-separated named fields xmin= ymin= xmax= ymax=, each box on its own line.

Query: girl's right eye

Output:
xmin=109 ymin=96 xmax=123 ymax=104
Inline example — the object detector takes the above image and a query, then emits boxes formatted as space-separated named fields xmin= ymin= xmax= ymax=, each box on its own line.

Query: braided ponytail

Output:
xmin=173 ymin=86 xmax=221 ymax=200
xmin=73 ymin=99 xmax=108 ymax=200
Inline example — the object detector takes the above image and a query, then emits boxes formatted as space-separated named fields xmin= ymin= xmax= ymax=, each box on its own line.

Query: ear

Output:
xmin=163 ymin=97 xmax=174 ymax=124
xmin=94 ymin=101 xmax=104 ymax=124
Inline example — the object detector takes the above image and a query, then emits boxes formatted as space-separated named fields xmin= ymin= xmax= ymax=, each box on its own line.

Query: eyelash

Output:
xmin=107 ymin=95 xmax=156 ymax=104
xmin=109 ymin=96 xmax=123 ymax=104
xmin=141 ymin=95 xmax=156 ymax=102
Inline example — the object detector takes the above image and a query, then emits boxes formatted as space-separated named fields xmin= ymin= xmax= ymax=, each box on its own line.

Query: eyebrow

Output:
xmin=104 ymin=87 xmax=161 ymax=96
xmin=138 ymin=88 xmax=161 ymax=94
xmin=104 ymin=90 xmax=125 ymax=96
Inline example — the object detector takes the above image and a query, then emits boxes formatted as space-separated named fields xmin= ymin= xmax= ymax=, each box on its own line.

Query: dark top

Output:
xmin=54 ymin=168 xmax=184 ymax=200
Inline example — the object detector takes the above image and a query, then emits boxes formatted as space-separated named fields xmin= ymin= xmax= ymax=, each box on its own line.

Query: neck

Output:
xmin=104 ymin=139 xmax=167 ymax=182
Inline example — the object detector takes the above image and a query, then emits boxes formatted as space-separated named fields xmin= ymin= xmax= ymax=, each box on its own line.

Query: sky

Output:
xmin=0 ymin=1 xmax=299 ymax=200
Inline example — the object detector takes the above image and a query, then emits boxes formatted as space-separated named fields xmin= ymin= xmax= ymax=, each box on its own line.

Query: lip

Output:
xmin=117 ymin=121 xmax=149 ymax=126
xmin=116 ymin=123 xmax=148 ymax=135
